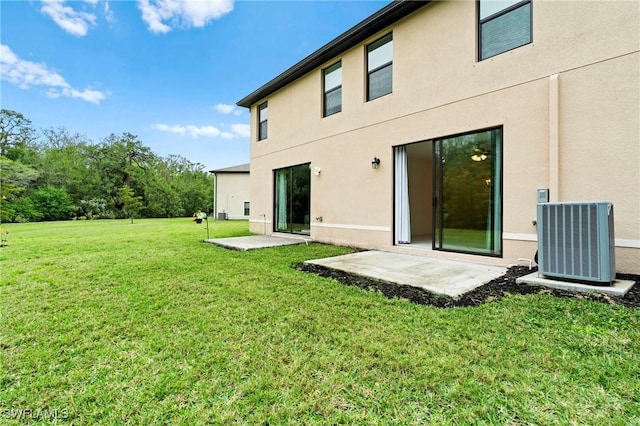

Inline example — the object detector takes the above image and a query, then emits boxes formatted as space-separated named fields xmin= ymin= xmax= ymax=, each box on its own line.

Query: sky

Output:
xmin=1 ymin=0 xmax=390 ymax=171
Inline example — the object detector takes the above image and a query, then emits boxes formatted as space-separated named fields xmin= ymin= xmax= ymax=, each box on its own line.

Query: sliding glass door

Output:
xmin=434 ymin=128 xmax=502 ymax=256
xmin=274 ymin=163 xmax=311 ymax=235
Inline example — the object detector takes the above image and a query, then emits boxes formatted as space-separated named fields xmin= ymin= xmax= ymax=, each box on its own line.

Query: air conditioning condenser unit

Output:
xmin=537 ymin=202 xmax=615 ymax=284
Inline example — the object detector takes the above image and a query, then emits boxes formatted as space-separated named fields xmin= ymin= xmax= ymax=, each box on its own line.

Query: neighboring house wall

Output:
xmin=214 ymin=172 xmax=250 ymax=220
xmin=243 ymin=1 xmax=639 ymax=273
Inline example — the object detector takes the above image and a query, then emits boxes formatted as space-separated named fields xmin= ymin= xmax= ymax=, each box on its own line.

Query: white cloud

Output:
xmin=137 ymin=0 xmax=171 ymax=33
xmin=154 ymin=124 xmax=187 ymax=135
xmin=137 ymin=0 xmax=234 ymax=34
xmin=230 ymin=123 xmax=250 ymax=138
xmin=153 ymin=121 xmax=250 ymax=139
xmin=41 ymin=0 xmax=97 ymax=37
xmin=153 ymin=123 xmax=221 ymax=138
xmin=104 ymin=2 xmax=114 ymax=24
xmin=213 ymin=103 xmax=243 ymax=116
xmin=188 ymin=125 xmax=220 ymax=138
xmin=214 ymin=103 xmax=234 ymax=114
xmin=0 ymin=44 xmax=108 ymax=104
xmin=46 ymin=87 xmax=107 ymax=104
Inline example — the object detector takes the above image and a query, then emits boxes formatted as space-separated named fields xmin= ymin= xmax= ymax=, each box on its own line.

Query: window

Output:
xmin=323 ymin=61 xmax=342 ymax=117
xmin=244 ymin=201 xmax=250 ymax=216
xmin=479 ymin=0 xmax=532 ymax=60
xmin=367 ymin=33 xmax=393 ymax=101
xmin=258 ymin=101 xmax=268 ymax=140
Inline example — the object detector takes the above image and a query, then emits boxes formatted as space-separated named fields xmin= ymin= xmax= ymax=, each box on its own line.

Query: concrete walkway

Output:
xmin=205 ymin=235 xmax=310 ymax=251
xmin=305 ymin=251 xmax=507 ymax=298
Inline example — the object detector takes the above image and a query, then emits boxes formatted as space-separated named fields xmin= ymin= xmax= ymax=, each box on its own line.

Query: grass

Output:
xmin=1 ymin=219 xmax=639 ymax=425
xmin=439 ymin=228 xmax=494 ymax=253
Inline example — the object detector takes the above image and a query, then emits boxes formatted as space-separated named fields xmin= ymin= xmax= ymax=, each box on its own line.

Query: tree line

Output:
xmin=0 ymin=109 xmax=213 ymax=223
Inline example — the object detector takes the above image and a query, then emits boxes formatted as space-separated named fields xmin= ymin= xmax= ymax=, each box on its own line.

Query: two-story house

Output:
xmin=237 ymin=0 xmax=639 ymax=274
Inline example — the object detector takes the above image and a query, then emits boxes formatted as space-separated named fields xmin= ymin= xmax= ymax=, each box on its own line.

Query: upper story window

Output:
xmin=479 ymin=0 xmax=532 ymax=60
xmin=323 ymin=61 xmax=342 ymax=117
xmin=258 ymin=101 xmax=268 ymax=140
xmin=367 ymin=33 xmax=393 ymax=101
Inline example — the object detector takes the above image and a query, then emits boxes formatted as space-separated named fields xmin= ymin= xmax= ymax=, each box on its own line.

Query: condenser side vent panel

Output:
xmin=537 ymin=202 xmax=615 ymax=284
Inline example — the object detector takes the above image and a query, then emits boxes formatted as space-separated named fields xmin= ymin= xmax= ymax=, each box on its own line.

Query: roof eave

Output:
xmin=209 ymin=163 xmax=251 ymax=173
xmin=236 ymin=0 xmax=430 ymax=108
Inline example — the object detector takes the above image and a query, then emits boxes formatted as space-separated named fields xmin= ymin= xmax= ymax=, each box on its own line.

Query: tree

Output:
xmin=138 ymin=154 xmax=212 ymax=218
xmin=30 ymin=186 xmax=75 ymax=221
xmin=6 ymin=196 xmax=43 ymax=223
xmin=118 ymin=185 xmax=143 ymax=223
xmin=142 ymin=162 xmax=184 ymax=217
xmin=0 ymin=157 xmax=40 ymax=222
xmin=91 ymin=133 xmax=153 ymax=211
xmin=39 ymin=127 xmax=97 ymax=204
xmin=165 ymin=155 xmax=213 ymax=216
xmin=0 ymin=109 xmax=38 ymax=162
xmin=1 ymin=110 xmax=216 ymax=223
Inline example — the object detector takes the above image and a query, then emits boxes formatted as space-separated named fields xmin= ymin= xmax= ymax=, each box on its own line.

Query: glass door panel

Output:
xmin=433 ymin=129 xmax=502 ymax=256
xmin=290 ymin=164 xmax=311 ymax=234
xmin=275 ymin=169 xmax=289 ymax=232
xmin=274 ymin=164 xmax=310 ymax=235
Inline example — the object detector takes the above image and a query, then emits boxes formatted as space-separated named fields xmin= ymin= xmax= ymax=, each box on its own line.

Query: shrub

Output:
xmin=78 ymin=197 xmax=110 ymax=219
xmin=5 ymin=197 xmax=43 ymax=222
xmin=31 ymin=186 xmax=75 ymax=221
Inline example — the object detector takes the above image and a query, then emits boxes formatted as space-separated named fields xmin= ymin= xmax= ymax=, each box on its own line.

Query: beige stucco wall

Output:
xmin=214 ymin=173 xmax=250 ymax=220
xmin=247 ymin=0 xmax=640 ymax=273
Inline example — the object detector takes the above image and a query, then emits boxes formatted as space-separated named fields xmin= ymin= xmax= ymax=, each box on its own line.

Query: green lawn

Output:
xmin=1 ymin=219 xmax=639 ymax=425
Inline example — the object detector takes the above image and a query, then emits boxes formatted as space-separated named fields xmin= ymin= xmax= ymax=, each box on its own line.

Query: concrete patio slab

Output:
xmin=205 ymin=235 xmax=309 ymax=251
xmin=516 ymin=272 xmax=635 ymax=296
xmin=305 ymin=251 xmax=507 ymax=298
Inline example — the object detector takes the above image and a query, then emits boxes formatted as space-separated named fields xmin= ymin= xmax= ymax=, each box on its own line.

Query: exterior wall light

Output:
xmin=314 ymin=167 xmax=321 ymax=176
xmin=371 ymin=157 xmax=381 ymax=169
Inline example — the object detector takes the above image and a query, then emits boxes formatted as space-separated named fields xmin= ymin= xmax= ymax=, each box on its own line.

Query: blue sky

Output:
xmin=1 ymin=0 xmax=389 ymax=170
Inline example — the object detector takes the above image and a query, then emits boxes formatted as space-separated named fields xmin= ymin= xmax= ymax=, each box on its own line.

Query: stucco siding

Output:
xmin=215 ymin=173 xmax=250 ymax=220
xmin=247 ymin=0 xmax=640 ymax=273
